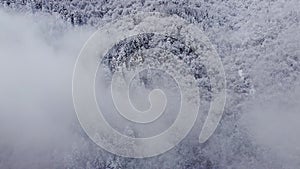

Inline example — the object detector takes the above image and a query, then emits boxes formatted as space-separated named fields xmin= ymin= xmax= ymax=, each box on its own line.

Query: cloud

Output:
xmin=0 ymin=9 xmax=94 ymax=169
xmin=240 ymin=84 xmax=300 ymax=169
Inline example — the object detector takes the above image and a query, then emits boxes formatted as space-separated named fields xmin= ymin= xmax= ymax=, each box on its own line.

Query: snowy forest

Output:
xmin=0 ymin=0 xmax=299 ymax=169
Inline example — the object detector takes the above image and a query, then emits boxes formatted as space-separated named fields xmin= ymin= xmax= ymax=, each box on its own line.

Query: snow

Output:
xmin=0 ymin=0 xmax=299 ymax=168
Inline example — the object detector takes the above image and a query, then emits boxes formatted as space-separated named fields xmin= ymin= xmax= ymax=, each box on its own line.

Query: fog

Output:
xmin=241 ymin=84 xmax=300 ymax=168
xmin=0 ymin=9 xmax=94 ymax=168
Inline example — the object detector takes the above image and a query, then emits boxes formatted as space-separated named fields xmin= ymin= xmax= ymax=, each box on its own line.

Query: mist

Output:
xmin=240 ymin=84 xmax=300 ymax=169
xmin=0 ymin=9 xmax=94 ymax=169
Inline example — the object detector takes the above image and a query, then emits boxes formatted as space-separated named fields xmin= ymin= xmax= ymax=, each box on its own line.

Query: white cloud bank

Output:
xmin=0 ymin=9 xmax=94 ymax=169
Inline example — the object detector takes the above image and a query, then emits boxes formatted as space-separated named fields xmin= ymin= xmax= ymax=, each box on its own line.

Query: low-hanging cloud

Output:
xmin=0 ymin=9 xmax=94 ymax=169
xmin=240 ymin=84 xmax=300 ymax=169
